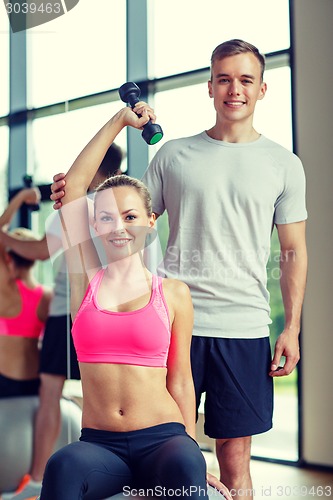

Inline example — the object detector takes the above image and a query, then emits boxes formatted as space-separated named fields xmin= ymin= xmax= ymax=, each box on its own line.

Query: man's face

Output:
xmin=208 ymin=52 xmax=267 ymax=125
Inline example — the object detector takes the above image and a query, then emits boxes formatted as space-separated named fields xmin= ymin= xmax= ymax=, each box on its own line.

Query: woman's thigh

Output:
xmin=40 ymin=441 xmax=133 ymax=500
xmin=137 ymin=434 xmax=208 ymax=498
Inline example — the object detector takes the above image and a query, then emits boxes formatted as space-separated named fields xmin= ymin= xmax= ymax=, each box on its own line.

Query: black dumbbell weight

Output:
xmin=118 ymin=82 xmax=163 ymax=145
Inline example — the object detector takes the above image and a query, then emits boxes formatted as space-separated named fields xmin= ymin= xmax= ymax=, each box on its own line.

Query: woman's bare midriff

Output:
xmin=80 ymin=363 xmax=185 ymax=432
xmin=0 ymin=336 xmax=40 ymax=380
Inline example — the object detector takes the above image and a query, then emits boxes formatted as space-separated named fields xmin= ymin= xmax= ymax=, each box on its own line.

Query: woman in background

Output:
xmin=0 ymin=188 xmax=52 ymax=398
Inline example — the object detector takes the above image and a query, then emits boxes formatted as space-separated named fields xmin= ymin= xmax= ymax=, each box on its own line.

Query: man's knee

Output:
xmin=216 ymin=436 xmax=251 ymax=472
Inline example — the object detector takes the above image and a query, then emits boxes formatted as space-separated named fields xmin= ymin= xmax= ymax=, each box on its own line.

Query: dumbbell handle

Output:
xmin=23 ymin=175 xmax=40 ymax=212
xmin=118 ymin=82 xmax=163 ymax=145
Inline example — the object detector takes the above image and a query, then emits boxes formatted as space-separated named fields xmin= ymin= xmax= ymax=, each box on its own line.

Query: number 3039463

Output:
xmin=5 ymin=3 xmax=62 ymax=15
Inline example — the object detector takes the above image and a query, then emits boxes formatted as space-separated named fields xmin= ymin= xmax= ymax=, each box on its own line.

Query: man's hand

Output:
xmin=269 ymin=329 xmax=300 ymax=377
xmin=50 ymin=173 xmax=66 ymax=210
xmin=206 ymin=472 xmax=232 ymax=500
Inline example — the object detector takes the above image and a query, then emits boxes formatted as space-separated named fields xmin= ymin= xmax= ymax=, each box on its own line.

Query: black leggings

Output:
xmin=40 ymin=422 xmax=208 ymax=500
xmin=0 ymin=373 xmax=40 ymax=398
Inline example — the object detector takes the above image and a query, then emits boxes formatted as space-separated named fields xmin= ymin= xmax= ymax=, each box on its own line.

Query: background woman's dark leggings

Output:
xmin=0 ymin=373 xmax=40 ymax=398
xmin=40 ymin=422 xmax=208 ymax=500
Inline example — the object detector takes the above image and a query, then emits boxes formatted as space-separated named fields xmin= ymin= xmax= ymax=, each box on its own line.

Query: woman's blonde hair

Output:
xmin=94 ymin=174 xmax=153 ymax=217
xmin=7 ymin=227 xmax=38 ymax=268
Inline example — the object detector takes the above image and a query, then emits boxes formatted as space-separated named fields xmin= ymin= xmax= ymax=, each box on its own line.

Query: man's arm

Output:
xmin=270 ymin=220 xmax=307 ymax=377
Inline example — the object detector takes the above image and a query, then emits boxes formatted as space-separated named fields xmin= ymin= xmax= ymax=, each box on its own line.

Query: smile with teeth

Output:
xmin=224 ymin=101 xmax=245 ymax=107
xmin=109 ymin=238 xmax=132 ymax=247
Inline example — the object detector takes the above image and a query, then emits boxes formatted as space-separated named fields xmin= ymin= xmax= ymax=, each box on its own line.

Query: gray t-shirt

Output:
xmin=143 ymin=132 xmax=307 ymax=339
xmin=45 ymin=211 xmax=70 ymax=316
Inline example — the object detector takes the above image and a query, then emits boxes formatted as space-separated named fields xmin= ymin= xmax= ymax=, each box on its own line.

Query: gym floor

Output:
xmin=204 ymin=450 xmax=333 ymax=500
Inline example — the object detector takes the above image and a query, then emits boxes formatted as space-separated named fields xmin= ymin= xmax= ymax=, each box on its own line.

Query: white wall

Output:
xmin=293 ymin=0 xmax=333 ymax=467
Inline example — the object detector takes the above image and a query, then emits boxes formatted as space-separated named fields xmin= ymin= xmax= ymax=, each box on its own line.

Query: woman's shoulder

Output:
xmin=41 ymin=285 xmax=54 ymax=302
xmin=159 ymin=277 xmax=193 ymax=327
xmin=160 ymin=277 xmax=192 ymax=301
xmin=35 ymin=284 xmax=53 ymax=323
xmin=0 ymin=243 xmax=11 ymax=278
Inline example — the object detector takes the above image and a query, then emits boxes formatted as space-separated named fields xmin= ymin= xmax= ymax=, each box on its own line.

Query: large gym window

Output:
xmin=26 ymin=0 xmax=126 ymax=107
xmin=31 ymin=102 xmax=127 ymax=184
xmin=149 ymin=0 xmax=290 ymax=77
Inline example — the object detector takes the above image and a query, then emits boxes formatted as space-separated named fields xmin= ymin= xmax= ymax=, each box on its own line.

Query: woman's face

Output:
xmin=94 ymin=186 xmax=155 ymax=260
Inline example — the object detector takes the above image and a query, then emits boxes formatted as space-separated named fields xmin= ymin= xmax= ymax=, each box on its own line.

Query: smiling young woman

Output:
xmin=40 ymin=105 xmax=231 ymax=500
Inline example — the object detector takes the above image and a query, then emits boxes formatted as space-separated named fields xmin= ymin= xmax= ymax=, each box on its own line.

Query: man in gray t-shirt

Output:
xmin=142 ymin=40 xmax=307 ymax=499
xmin=50 ymin=39 xmax=307 ymax=500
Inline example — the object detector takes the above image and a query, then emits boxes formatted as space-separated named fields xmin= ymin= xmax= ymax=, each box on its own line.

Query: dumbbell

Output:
xmin=23 ymin=175 xmax=40 ymax=211
xmin=118 ymin=82 xmax=163 ymax=145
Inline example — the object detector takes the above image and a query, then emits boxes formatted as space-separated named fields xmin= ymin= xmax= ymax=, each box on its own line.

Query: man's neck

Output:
xmin=206 ymin=122 xmax=260 ymax=144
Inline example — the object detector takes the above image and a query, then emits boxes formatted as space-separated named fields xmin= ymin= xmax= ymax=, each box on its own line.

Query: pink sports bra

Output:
xmin=72 ymin=270 xmax=171 ymax=367
xmin=0 ymin=280 xmax=45 ymax=338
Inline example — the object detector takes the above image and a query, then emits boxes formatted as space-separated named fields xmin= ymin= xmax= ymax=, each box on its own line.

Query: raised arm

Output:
xmin=50 ymin=103 xmax=156 ymax=209
xmin=62 ymin=105 xmax=153 ymax=204
xmin=60 ymin=104 xmax=155 ymax=317
xmin=0 ymin=232 xmax=56 ymax=261
xmin=0 ymin=188 xmax=40 ymax=230
xmin=0 ymin=186 xmax=61 ymax=260
xmin=270 ymin=220 xmax=307 ymax=377
xmin=0 ymin=188 xmax=41 ymax=276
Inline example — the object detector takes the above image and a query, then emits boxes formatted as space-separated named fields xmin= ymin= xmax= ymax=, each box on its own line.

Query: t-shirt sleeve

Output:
xmin=45 ymin=210 xmax=61 ymax=237
xmin=274 ymin=154 xmax=308 ymax=224
xmin=142 ymin=148 xmax=166 ymax=216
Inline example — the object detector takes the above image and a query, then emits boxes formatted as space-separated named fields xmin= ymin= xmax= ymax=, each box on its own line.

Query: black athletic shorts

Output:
xmin=40 ymin=315 xmax=80 ymax=380
xmin=190 ymin=336 xmax=273 ymax=439
xmin=0 ymin=373 xmax=40 ymax=398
